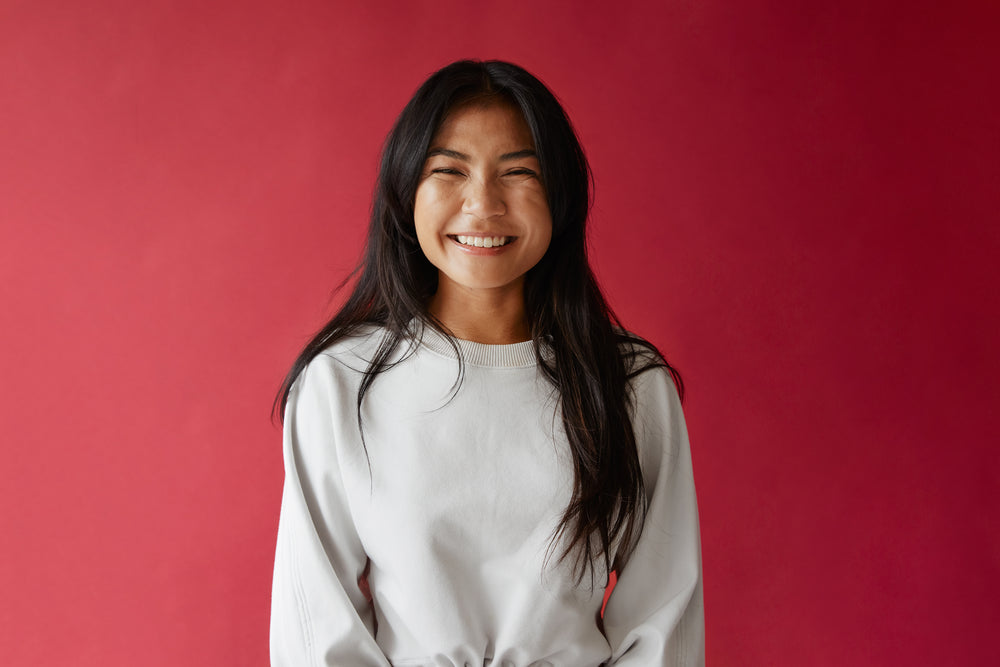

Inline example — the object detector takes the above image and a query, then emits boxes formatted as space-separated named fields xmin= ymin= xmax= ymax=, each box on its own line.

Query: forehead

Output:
xmin=430 ymin=101 xmax=535 ymax=152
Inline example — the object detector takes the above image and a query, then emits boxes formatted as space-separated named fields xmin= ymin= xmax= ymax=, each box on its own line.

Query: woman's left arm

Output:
xmin=602 ymin=366 xmax=705 ymax=666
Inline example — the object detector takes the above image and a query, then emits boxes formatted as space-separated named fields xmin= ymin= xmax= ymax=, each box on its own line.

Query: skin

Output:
xmin=414 ymin=101 xmax=553 ymax=344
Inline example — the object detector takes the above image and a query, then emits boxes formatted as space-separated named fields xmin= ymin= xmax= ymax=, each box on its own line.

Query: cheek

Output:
xmin=413 ymin=183 xmax=430 ymax=223
xmin=524 ymin=195 xmax=553 ymax=242
xmin=413 ymin=185 xmax=440 ymax=245
xmin=413 ymin=181 xmax=453 ymax=230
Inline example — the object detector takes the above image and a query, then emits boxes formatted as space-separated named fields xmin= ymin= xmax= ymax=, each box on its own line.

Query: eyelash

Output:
xmin=430 ymin=168 xmax=537 ymax=178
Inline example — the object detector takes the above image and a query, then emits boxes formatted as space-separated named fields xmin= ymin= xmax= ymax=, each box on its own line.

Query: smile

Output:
xmin=450 ymin=235 xmax=513 ymax=248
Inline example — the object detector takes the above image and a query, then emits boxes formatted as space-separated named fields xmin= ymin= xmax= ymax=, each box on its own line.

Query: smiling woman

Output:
xmin=270 ymin=60 xmax=703 ymax=667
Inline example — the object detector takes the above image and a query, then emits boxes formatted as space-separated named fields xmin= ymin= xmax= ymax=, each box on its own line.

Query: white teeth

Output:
xmin=454 ymin=235 xmax=510 ymax=248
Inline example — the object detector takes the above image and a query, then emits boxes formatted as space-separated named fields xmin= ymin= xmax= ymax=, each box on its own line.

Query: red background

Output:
xmin=2 ymin=1 xmax=997 ymax=665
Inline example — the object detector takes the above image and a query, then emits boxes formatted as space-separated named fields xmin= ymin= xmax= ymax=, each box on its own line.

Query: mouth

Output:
xmin=447 ymin=234 xmax=515 ymax=249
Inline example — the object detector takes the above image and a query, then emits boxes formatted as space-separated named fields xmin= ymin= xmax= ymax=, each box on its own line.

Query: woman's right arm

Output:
xmin=270 ymin=359 xmax=390 ymax=667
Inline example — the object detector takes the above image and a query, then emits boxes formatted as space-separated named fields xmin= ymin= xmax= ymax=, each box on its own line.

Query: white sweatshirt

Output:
xmin=270 ymin=326 xmax=704 ymax=667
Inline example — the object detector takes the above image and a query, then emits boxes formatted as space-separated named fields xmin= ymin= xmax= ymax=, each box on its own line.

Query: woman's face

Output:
xmin=413 ymin=101 xmax=552 ymax=301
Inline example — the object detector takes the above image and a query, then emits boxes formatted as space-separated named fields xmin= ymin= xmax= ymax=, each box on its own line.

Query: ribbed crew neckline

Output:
xmin=417 ymin=325 xmax=540 ymax=368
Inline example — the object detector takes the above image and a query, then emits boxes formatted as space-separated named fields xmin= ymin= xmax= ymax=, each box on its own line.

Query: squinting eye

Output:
xmin=504 ymin=168 xmax=537 ymax=177
xmin=431 ymin=168 xmax=463 ymax=176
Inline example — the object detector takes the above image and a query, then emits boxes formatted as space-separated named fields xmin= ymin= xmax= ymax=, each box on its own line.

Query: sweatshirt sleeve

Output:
xmin=270 ymin=359 xmax=390 ymax=667
xmin=602 ymin=366 xmax=705 ymax=666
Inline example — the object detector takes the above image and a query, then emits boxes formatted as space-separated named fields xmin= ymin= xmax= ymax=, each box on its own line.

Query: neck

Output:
xmin=428 ymin=278 xmax=531 ymax=344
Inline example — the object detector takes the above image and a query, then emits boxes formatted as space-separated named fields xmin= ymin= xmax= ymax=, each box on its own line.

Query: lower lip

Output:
xmin=449 ymin=236 xmax=516 ymax=255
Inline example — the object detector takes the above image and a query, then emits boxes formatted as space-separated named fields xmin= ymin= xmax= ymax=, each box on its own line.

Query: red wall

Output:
xmin=2 ymin=1 xmax=997 ymax=664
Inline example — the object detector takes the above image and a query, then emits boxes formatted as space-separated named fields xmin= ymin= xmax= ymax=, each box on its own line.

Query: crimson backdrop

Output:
xmin=2 ymin=1 xmax=997 ymax=665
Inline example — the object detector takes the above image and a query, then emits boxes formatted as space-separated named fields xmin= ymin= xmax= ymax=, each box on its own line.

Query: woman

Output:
xmin=270 ymin=59 xmax=704 ymax=666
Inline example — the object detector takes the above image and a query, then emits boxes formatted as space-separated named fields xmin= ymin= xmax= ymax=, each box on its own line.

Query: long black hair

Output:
xmin=275 ymin=59 xmax=681 ymax=584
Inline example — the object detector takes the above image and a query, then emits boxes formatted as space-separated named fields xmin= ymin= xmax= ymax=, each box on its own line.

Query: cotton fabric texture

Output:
xmin=270 ymin=326 xmax=704 ymax=666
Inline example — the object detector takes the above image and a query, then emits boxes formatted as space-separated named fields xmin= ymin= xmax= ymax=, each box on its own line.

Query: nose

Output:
xmin=461 ymin=177 xmax=506 ymax=220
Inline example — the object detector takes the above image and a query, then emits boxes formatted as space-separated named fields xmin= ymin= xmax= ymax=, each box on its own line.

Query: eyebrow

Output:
xmin=425 ymin=147 xmax=538 ymax=161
